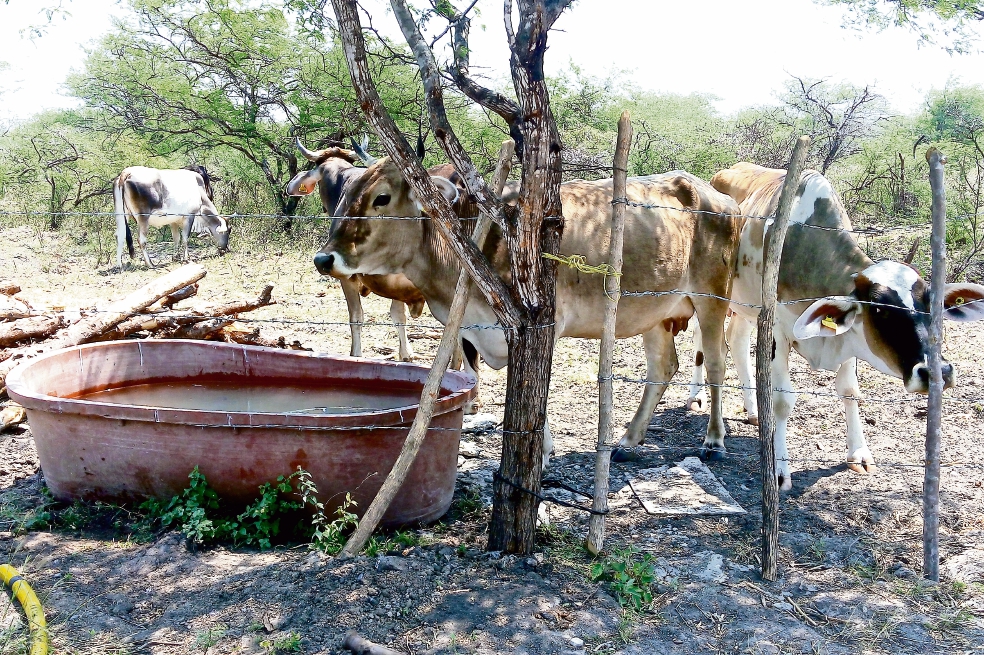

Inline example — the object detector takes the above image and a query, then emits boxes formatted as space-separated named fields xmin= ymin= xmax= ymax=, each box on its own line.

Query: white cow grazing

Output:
xmin=687 ymin=163 xmax=984 ymax=489
xmin=113 ymin=166 xmax=230 ymax=269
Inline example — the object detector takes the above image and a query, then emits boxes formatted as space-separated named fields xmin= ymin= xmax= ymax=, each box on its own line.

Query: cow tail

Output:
xmin=113 ymin=174 xmax=135 ymax=263
xmin=126 ymin=222 xmax=134 ymax=259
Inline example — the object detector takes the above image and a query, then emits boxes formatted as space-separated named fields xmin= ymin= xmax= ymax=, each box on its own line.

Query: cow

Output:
xmin=287 ymin=137 xmax=479 ymax=371
xmin=114 ymin=166 xmax=230 ymax=270
xmin=313 ymin=156 xmax=744 ymax=468
xmin=686 ymin=162 xmax=984 ymax=490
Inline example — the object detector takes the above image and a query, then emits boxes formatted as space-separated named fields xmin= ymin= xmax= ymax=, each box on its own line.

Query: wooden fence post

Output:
xmin=757 ymin=136 xmax=810 ymax=582
xmin=924 ymin=146 xmax=947 ymax=582
xmin=586 ymin=110 xmax=632 ymax=556
xmin=341 ymin=140 xmax=515 ymax=557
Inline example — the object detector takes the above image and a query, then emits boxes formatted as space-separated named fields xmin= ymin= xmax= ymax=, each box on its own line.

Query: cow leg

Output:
xmin=617 ymin=326 xmax=678 ymax=449
xmin=771 ymin=336 xmax=796 ymax=491
xmin=450 ymin=341 xmax=464 ymax=370
xmin=693 ymin=301 xmax=728 ymax=459
xmin=461 ymin=338 xmax=481 ymax=415
xmin=389 ymin=300 xmax=414 ymax=362
xmin=727 ymin=314 xmax=758 ymax=426
xmin=138 ymin=221 xmax=155 ymax=268
xmin=181 ymin=215 xmax=195 ymax=262
xmin=169 ymin=224 xmax=183 ymax=262
xmin=687 ymin=321 xmax=708 ymax=412
xmin=837 ymin=358 xmax=875 ymax=474
xmin=339 ymin=277 xmax=364 ymax=358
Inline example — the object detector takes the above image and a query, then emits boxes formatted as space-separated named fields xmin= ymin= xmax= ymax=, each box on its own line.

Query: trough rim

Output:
xmin=6 ymin=339 xmax=478 ymax=430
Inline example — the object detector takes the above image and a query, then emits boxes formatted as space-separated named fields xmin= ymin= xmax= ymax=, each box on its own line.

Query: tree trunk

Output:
xmin=488 ymin=318 xmax=555 ymax=553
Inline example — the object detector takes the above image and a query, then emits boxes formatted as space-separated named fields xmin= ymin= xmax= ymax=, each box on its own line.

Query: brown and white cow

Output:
xmin=286 ymin=138 xmax=429 ymax=362
xmin=313 ymin=157 xmax=744 ymax=467
xmin=689 ymin=162 xmax=984 ymax=489
xmin=114 ymin=166 xmax=230 ymax=269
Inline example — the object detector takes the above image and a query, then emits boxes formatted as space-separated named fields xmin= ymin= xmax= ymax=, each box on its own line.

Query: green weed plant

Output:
xmin=590 ymin=546 xmax=657 ymax=610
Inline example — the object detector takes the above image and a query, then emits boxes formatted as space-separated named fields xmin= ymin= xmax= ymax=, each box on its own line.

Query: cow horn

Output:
xmin=295 ymin=135 xmax=322 ymax=162
xmin=351 ymin=136 xmax=377 ymax=165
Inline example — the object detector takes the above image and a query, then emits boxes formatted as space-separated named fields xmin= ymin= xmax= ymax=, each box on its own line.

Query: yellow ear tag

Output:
xmin=954 ymin=296 xmax=966 ymax=306
xmin=821 ymin=315 xmax=838 ymax=331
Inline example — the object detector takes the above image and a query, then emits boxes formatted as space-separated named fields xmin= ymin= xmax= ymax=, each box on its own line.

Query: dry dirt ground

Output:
xmin=0 ymin=221 xmax=983 ymax=655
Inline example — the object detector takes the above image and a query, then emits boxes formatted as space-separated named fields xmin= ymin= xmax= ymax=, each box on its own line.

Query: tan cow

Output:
xmin=313 ymin=157 xmax=744 ymax=466
xmin=689 ymin=163 xmax=984 ymax=489
xmin=287 ymin=138 xmax=432 ymax=362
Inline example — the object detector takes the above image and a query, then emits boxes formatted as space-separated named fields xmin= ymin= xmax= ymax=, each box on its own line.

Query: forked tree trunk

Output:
xmin=489 ymin=320 xmax=555 ymax=552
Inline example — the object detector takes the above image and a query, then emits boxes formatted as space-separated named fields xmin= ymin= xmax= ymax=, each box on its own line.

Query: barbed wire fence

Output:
xmin=0 ymin=128 xmax=976 ymax=578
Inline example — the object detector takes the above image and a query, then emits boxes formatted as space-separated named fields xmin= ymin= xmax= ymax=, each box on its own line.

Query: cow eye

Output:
xmin=372 ymin=194 xmax=391 ymax=208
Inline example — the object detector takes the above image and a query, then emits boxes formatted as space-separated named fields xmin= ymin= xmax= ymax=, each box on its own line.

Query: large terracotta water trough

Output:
xmin=6 ymin=340 xmax=477 ymax=527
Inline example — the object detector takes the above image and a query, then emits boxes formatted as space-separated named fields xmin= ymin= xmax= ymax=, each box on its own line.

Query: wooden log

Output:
xmin=0 ymin=316 xmax=66 ymax=348
xmin=160 ymin=283 xmax=199 ymax=309
xmin=0 ymin=264 xmax=207 ymax=389
xmin=101 ymin=284 xmax=274 ymax=340
xmin=586 ymin=111 xmax=631 ymax=556
xmin=924 ymin=147 xmax=947 ymax=582
xmin=757 ymin=136 xmax=810 ymax=582
xmin=340 ymin=139 xmax=515 ymax=557
xmin=341 ymin=632 xmax=401 ymax=655
xmin=0 ymin=403 xmax=26 ymax=433
xmin=0 ymin=296 xmax=33 ymax=322
xmin=165 ymin=318 xmax=233 ymax=340
xmin=0 ymin=283 xmax=21 ymax=297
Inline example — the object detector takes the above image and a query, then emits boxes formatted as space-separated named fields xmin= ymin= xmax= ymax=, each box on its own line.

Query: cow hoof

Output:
xmin=700 ymin=446 xmax=727 ymax=462
xmin=847 ymin=461 xmax=877 ymax=475
xmin=746 ymin=415 xmax=759 ymax=427
xmin=778 ymin=474 xmax=793 ymax=492
xmin=611 ymin=447 xmax=639 ymax=463
xmin=688 ymin=398 xmax=704 ymax=412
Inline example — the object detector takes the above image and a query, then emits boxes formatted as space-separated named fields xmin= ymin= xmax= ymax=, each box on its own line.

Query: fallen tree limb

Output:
xmin=0 ymin=316 xmax=66 ymax=348
xmin=0 ymin=283 xmax=21 ymax=297
xmin=160 ymin=283 xmax=199 ymax=309
xmin=341 ymin=632 xmax=401 ymax=655
xmin=0 ymin=263 xmax=207 ymax=389
xmin=0 ymin=296 xmax=32 ymax=322
xmin=95 ymin=284 xmax=273 ymax=341
xmin=164 ymin=318 xmax=234 ymax=340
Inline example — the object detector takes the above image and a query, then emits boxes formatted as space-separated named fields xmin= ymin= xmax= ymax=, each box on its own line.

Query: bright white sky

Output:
xmin=1 ymin=0 xmax=982 ymax=124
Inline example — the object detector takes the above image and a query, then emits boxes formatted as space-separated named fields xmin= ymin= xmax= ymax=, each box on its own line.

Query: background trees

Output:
xmin=0 ymin=0 xmax=982 ymax=281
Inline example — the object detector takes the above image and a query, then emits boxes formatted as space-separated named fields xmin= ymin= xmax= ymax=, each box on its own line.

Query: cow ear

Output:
xmin=286 ymin=170 xmax=319 ymax=197
xmin=944 ymin=283 xmax=984 ymax=322
xmin=792 ymin=296 xmax=860 ymax=339
xmin=411 ymin=176 xmax=459 ymax=213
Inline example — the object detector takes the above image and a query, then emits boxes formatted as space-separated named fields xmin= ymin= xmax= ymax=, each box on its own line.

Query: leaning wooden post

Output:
xmin=341 ymin=139 xmax=515 ymax=557
xmin=923 ymin=146 xmax=947 ymax=582
xmin=757 ymin=136 xmax=810 ymax=582
xmin=586 ymin=111 xmax=632 ymax=556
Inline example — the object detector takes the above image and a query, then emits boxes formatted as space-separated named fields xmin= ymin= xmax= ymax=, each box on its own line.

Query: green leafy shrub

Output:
xmin=140 ymin=466 xmax=359 ymax=551
xmin=589 ymin=547 xmax=657 ymax=610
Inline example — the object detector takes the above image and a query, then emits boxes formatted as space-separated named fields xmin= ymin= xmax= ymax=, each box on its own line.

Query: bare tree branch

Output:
xmin=331 ymin=0 xmax=523 ymax=325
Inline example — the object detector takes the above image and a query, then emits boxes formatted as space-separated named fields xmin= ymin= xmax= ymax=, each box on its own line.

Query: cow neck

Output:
xmin=410 ymin=216 xmax=501 ymax=311
xmin=777 ymin=216 xmax=874 ymax=303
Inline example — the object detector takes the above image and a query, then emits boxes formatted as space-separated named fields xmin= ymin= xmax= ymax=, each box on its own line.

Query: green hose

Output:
xmin=0 ymin=565 xmax=48 ymax=655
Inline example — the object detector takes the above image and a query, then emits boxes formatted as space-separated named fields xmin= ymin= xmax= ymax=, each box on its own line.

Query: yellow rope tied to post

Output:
xmin=541 ymin=252 xmax=621 ymax=279
xmin=542 ymin=252 xmax=622 ymax=300
xmin=0 ymin=565 xmax=48 ymax=655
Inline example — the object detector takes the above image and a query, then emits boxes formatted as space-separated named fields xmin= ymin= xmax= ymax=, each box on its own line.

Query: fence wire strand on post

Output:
xmin=586 ymin=111 xmax=631 ymax=556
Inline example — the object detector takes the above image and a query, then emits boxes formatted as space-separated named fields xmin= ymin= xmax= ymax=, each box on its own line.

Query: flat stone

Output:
xmin=376 ymin=556 xmax=408 ymax=573
xmin=944 ymin=548 xmax=984 ymax=584
xmin=628 ymin=457 xmax=746 ymax=516
xmin=463 ymin=413 xmax=499 ymax=433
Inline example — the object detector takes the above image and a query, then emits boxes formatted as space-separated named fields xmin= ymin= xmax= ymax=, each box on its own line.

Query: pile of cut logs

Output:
xmin=0 ymin=264 xmax=306 ymax=407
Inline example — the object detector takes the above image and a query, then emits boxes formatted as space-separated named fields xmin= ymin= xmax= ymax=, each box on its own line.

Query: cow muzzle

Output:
xmin=907 ymin=361 xmax=955 ymax=393
xmin=314 ymin=252 xmax=335 ymax=276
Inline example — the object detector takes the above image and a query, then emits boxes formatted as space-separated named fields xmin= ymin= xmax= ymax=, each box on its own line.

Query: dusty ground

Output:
xmin=0 ymin=221 xmax=982 ymax=655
